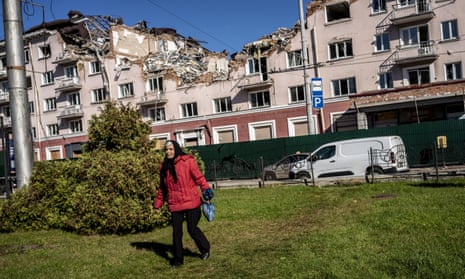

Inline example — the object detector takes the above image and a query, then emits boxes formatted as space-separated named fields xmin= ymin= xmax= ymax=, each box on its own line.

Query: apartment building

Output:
xmin=0 ymin=0 xmax=463 ymax=161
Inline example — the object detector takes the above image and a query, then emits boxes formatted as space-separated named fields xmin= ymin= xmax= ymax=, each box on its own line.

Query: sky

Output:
xmin=1 ymin=0 xmax=312 ymax=55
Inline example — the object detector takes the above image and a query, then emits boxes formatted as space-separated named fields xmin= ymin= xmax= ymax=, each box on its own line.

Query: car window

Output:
xmin=315 ymin=146 xmax=336 ymax=160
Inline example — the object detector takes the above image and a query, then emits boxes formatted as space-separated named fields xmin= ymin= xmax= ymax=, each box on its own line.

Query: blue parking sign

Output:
xmin=311 ymin=78 xmax=323 ymax=109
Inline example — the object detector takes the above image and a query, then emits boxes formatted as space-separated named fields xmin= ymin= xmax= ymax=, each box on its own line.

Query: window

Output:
xmin=332 ymin=77 xmax=356 ymax=96
xmin=24 ymin=49 xmax=30 ymax=64
xmin=147 ymin=76 xmax=163 ymax=93
xmin=250 ymin=91 xmax=270 ymax=108
xmin=89 ymin=61 xmax=101 ymax=74
xmin=441 ymin=20 xmax=458 ymax=41
xmin=214 ymin=97 xmax=232 ymax=113
xmin=246 ymin=58 xmax=260 ymax=75
xmin=47 ymin=124 xmax=59 ymax=136
xmin=68 ymin=92 xmax=81 ymax=105
xmin=375 ymin=33 xmax=390 ymax=52
xmin=149 ymin=107 xmax=166 ymax=121
xmin=406 ymin=66 xmax=430 ymax=85
xmin=70 ymin=120 xmax=83 ymax=133
xmin=289 ymin=85 xmax=305 ymax=103
xmin=445 ymin=62 xmax=462 ymax=81
xmin=400 ymin=25 xmax=428 ymax=47
xmin=118 ymin=82 xmax=134 ymax=98
xmin=44 ymin=98 xmax=56 ymax=112
xmin=64 ymin=65 xmax=78 ymax=79
xmin=92 ymin=88 xmax=107 ymax=103
xmin=0 ymin=57 xmax=6 ymax=70
xmin=314 ymin=145 xmax=336 ymax=160
xmin=326 ymin=1 xmax=350 ymax=23
xmin=287 ymin=50 xmax=303 ymax=68
xmin=41 ymin=71 xmax=54 ymax=85
xmin=379 ymin=72 xmax=393 ymax=89
xmin=398 ymin=0 xmax=415 ymax=7
xmin=0 ymin=81 xmax=8 ymax=94
xmin=249 ymin=121 xmax=275 ymax=141
xmin=246 ymin=57 xmax=268 ymax=80
xmin=38 ymin=45 xmax=51 ymax=59
xmin=29 ymin=101 xmax=35 ymax=114
xmin=26 ymin=76 xmax=32 ymax=88
xmin=372 ymin=0 xmax=386 ymax=13
xmin=181 ymin=103 xmax=198 ymax=118
xmin=329 ymin=40 xmax=353 ymax=60
xmin=31 ymin=127 xmax=37 ymax=139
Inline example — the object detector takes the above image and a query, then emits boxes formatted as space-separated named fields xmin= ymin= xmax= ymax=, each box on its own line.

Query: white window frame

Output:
xmin=444 ymin=62 xmax=462 ymax=81
xmin=329 ymin=40 xmax=353 ymax=60
xmin=46 ymin=124 xmax=59 ymax=137
xmin=441 ymin=19 xmax=458 ymax=41
xmin=249 ymin=91 xmax=270 ymax=108
xmin=287 ymin=116 xmax=318 ymax=137
xmin=332 ymin=77 xmax=357 ymax=96
xmin=212 ymin=125 xmax=238 ymax=144
xmin=38 ymin=45 xmax=51 ymax=59
xmin=118 ymin=82 xmax=134 ymax=98
xmin=92 ymin=88 xmax=107 ymax=103
xmin=68 ymin=92 xmax=81 ymax=106
xmin=402 ymin=64 xmax=432 ymax=86
xmin=372 ymin=0 xmax=387 ymax=14
xmin=246 ymin=58 xmax=259 ymax=75
xmin=44 ymin=98 xmax=56 ymax=112
xmin=180 ymin=102 xmax=198 ymax=118
xmin=379 ymin=72 xmax=393 ymax=89
xmin=147 ymin=76 xmax=163 ymax=94
xmin=64 ymin=65 xmax=78 ymax=79
xmin=248 ymin=120 xmax=276 ymax=141
xmin=148 ymin=107 xmax=166 ymax=121
xmin=375 ymin=33 xmax=390 ymax=52
xmin=89 ymin=60 xmax=101 ymax=74
xmin=287 ymin=50 xmax=303 ymax=68
xmin=213 ymin=97 xmax=232 ymax=113
xmin=41 ymin=71 xmax=54 ymax=85
xmin=289 ymin=85 xmax=305 ymax=103
xmin=69 ymin=119 xmax=83 ymax=133
xmin=45 ymin=146 xmax=62 ymax=160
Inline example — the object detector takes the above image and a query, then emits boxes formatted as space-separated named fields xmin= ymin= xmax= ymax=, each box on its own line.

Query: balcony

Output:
xmin=390 ymin=1 xmax=434 ymax=25
xmin=137 ymin=91 xmax=168 ymax=106
xmin=395 ymin=41 xmax=438 ymax=65
xmin=57 ymin=104 xmax=84 ymax=119
xmin=55 ymin=77 xmax=81 ymax=92
xmin=52 ymin=52 xmax=79 ymax=65
xmin=0 ymin=92 xmax=9 ymax=104
xmin=237 ymin=74 xmax=273 ymax=91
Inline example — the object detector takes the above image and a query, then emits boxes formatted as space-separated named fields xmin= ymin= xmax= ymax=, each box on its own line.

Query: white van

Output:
xmin=292 ymin=136 xmax=409 ymax=179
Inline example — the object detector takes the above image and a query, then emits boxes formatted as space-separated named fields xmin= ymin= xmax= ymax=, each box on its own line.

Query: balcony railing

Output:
xmin=0 ymin=92 xmax=9 ymax=104
xmin=57 ymin=104 xmax=84 ymax=119
xmin=395 ymin=41 xmax=438 ymax=65
xmin=55 ymin=77 xmax=81 ymax=92
xmin=390 ymin=1 xmax=434 ymax=25
xmin=137 ymin=91 xmax=168 ymax=106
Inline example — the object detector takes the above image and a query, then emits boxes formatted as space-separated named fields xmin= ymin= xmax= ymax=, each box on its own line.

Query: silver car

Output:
xmin=262 ymin=153 xmax=311 ymax=180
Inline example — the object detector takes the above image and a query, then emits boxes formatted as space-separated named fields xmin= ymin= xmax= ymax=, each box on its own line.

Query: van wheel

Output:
xmin=296 ymin=172 xmax=311 ymax=179
xmin=365 ymin=167 xmax=383 ymax=183
xmin=264 ymin=172 xmax=276 ymax=181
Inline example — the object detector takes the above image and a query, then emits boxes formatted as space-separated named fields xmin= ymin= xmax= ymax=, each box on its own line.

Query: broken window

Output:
xmin=181 ymin=102 xmax=198 ymax=118
xmin=38 ymin=45 xmax=51 ymax=59
xmin=214 ymin=97 xmax=232 ymax=113
xmin=332 ymin=77 xmax=356 ymax=96
xmin=287 ymin=50 xmax=303 ymax=68
xmin=246 ymin=57 xmax=268 ymax=81
xmin=250 ymin=91 xmax=270 ymax=108
xmin=118 ymin=82 xmax=134 ymax=98
xmin=326 ymin=1 xmax=350 ymax=23
xmin=329 ymin=40 xmax=353 ymax=60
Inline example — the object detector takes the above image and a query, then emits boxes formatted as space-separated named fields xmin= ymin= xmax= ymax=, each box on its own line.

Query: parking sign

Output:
xmin=311 ymin=78 xmax=323 ymax=109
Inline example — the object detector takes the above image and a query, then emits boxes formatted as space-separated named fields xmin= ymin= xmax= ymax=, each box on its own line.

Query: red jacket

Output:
xmin=154 ymin=154 xmax=211 ymax=212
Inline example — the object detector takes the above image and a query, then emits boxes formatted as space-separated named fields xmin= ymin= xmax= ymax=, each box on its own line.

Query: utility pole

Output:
xmin=299 ymin=0 xmax=315 ymax=135
xmin=3 ymin=0 xmax=34 ymax=189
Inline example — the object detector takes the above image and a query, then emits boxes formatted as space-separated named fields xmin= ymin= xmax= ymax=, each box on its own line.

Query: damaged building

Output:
xmin=0 ymin=0 xmax=464 ymax=160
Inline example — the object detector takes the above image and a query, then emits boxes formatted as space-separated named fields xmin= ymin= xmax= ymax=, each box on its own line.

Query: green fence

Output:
xmin=190 ymin=120 xmax=465 ymax=181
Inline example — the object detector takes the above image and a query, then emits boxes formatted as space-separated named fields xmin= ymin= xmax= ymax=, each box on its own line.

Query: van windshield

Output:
xmin=314 ymin=145 xmax=336 ymax=160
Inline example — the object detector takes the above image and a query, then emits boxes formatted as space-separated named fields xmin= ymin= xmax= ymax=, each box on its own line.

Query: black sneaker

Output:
xmin=200 ymin=252 xmax=210 ymax=260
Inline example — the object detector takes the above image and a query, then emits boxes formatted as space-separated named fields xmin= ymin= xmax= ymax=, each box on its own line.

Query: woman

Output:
xmin=154 ymin=140 xmax=213 ymax=268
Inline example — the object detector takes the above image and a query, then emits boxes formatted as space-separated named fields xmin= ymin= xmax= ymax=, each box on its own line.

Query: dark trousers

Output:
xmin=171 ymin=206 xmax=210 ymax=264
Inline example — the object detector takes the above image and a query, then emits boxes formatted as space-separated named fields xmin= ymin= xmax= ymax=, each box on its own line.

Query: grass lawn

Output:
xmin=1 ymin=180 xmax=465 ymax=278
